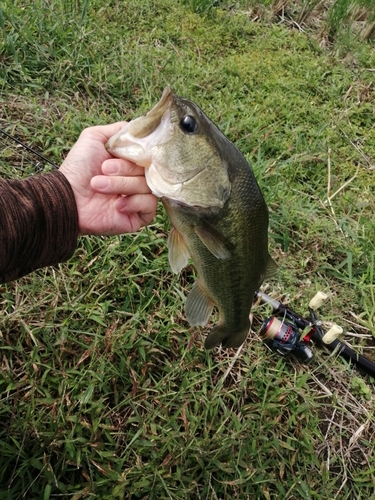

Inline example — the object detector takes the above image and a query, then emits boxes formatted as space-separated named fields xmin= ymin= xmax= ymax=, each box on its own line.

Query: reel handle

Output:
xmin=322 ymin=324 xmax=343 ymax=344
xmin=308 ymin=291 xmax=328 ymax=310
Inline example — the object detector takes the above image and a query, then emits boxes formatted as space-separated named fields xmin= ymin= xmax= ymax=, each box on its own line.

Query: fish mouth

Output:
xmin=105 ymin=87 xmax=173 ymax=165
xmin=128 ymin=87 xmax=173 ymax=138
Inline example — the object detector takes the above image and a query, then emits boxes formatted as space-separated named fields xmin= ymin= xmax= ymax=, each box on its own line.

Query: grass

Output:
xmin=214 ymin=0 xmax=375 ymax=42
xmin=1 ymin=0 xmax=375 ymax=498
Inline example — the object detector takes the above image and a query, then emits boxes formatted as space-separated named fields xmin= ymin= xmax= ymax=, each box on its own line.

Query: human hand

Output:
xmin=59 ymin=123 xmax=158 ymax=236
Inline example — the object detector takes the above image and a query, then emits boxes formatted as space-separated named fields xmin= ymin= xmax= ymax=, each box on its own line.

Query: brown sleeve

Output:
xmin=0 ymin=170 xmax=79 ymax=283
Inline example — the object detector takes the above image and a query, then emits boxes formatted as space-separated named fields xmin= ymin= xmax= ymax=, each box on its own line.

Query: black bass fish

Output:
xmin=106 ymin=87 xmax=276 ymax=349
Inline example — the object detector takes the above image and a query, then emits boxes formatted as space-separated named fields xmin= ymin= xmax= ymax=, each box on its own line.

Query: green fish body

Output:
xmin=106 ymin=87 xmax=276 ymax=348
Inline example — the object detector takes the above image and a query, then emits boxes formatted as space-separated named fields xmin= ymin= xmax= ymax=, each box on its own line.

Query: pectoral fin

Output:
xmin=167 ymin=227 xmax=190 ymax=274
xmin=195 ymin=220 xmax=234 ymax=259
xmin=185 ymin=281 xmax=215 ymax=326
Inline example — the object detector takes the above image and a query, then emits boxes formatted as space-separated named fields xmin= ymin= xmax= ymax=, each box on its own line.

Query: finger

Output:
xmin=91 ymin=175 xmax=152 ymax=195
xmin=81 ymin=121 xmax=128 ymax=142
xmin=115 ymin=194 xmax=158 ymax=224
xmin=101 ymin=158 xmax=145 ymax=176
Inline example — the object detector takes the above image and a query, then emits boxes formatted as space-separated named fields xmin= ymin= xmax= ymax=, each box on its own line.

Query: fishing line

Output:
xmin=0 ymin=127 xmax=58 ymax=169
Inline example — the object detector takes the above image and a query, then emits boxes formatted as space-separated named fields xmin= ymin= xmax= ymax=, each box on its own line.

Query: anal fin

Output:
xmin=185 ymin=281 xmax=215 ymax=327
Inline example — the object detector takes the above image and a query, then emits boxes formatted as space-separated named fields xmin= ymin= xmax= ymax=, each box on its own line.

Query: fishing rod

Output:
xmin=0 ymin=128 xmax=58 ymax=168
xmin=255 ymin=290 xmax=375 ymax=379
xmin=2 ymin=127 xmax=374 ymax=378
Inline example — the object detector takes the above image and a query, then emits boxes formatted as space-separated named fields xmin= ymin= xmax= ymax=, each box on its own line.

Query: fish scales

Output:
xmin=163 ymin=143 xmax=271 ymax=348
xmin=106 ymin=87 xmax=276 ymax=349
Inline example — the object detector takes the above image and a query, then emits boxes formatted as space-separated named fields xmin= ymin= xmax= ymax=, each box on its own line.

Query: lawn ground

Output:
xmin=1 ymin=1 xmax=375 ymax=498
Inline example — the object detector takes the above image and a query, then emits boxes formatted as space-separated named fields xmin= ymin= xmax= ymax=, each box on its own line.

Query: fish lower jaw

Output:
xmin=163 ymin=196 xmax=224 ymax=210
xmin=145 ymin=168 xmax=181 ymax=199
xmin=106 ymin=141 xmax=152 ymax=168
xmin=146 ymin=165 xmax=225 ymax=209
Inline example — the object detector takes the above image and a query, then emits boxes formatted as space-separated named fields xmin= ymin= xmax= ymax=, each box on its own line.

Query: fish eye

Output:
xmin=180 ymin=115 xmax=197 ymax=133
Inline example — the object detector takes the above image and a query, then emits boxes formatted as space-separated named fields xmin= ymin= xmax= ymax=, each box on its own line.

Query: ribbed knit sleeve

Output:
xmin=0 ymin=170 xmax=79 ymax=283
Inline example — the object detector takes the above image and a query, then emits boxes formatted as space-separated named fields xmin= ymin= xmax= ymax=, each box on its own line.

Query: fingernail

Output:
xmin=92 ymin=176 xmax=109 ymax=190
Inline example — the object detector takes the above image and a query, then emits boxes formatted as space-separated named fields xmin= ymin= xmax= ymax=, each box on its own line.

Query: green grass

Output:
xmin=214 ymin=0 xmax=375 ymax=42
xmin=1 ymin=0 xmax=375 ymax=498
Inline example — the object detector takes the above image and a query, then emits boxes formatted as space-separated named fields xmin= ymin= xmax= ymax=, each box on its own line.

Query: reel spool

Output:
xmin=260 ymin=316 xmax=314 ymax=363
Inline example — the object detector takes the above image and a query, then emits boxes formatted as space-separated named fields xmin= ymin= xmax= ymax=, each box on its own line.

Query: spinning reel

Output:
xmin=256 ymin=291 xmax=375 ymax=378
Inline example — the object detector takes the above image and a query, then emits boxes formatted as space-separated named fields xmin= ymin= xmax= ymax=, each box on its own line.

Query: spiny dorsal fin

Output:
xmin=195 ymin=220 xmax=234 ymax=260
xmin=167 ymin=227 xmax=190 ymax=274
xmin=185 ymin=281 xmax=215 ymax=327
xmin=263 ymin=255 xmax=278 ymax=281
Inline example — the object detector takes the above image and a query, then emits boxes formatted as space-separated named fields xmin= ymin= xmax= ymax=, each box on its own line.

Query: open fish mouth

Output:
xmin=105 ymin=87 xmax=276 ymax=349
xmin=106 ymin=87 xmax=231 ymax=208
xmin=105 ymin=87 xmax=174 ymax=167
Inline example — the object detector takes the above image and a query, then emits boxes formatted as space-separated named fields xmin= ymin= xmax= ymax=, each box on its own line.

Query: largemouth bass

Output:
xmin=106 ymin=87 xmax=276 ymax=349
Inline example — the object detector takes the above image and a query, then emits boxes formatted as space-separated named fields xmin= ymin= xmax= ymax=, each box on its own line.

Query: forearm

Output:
xmin=0 ymin=171 xmax=79 ymax=283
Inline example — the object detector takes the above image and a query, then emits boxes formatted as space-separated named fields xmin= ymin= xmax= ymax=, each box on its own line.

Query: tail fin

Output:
xmin=204 ymin=324 xmax=250 ymax=350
